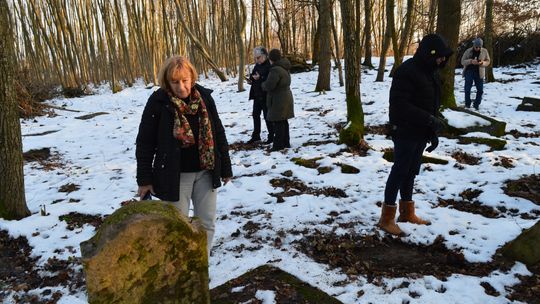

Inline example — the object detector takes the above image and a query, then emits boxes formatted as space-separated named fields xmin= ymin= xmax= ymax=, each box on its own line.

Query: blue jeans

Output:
xmin=464 ymin=69 xmax=483 ymax=108
xmin=384 ymin=137 xmax=427 ymax=205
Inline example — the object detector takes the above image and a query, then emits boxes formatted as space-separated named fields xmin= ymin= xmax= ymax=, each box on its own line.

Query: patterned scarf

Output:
xmin=170 ymin=88 xmax=215 ymax=170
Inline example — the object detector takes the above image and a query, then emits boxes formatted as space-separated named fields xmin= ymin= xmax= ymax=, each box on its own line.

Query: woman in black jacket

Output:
xmin=379 ymin=34 xmax=452 ymax=236
xmin=136 ymin=56 xmax=232 ymax=253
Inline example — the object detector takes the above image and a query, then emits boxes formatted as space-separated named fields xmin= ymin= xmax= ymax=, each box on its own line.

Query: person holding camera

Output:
xmin=379 ymin=34 xmax=453 ymax=236
xmin=135 ymin=56 xmax=232 ymax=254
xmin=246 ymin=46 xmax=273 ymax=144
xmin=461 ymin=38 xmax=491 ymax=110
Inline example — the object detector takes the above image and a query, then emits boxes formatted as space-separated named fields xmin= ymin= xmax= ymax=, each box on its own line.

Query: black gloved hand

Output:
xmin=428 ymin=115 xmax=445 ymax=133
xmin=425 ymin=135 xmax=439 ymax=152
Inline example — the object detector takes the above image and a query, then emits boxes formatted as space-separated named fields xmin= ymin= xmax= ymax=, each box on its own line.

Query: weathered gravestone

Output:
xmin=80 ymin=201 xmax=209 ymax=304
xmin=516 ymin=97 xmax=540 ymax=112
xmin=502 ymin=220 xmax=540 ymax=268
xmin=443 ymin=107 xmax=506 ymax=137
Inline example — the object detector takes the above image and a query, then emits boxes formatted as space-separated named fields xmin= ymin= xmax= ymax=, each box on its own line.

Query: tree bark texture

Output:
xmin=484 ymin=0 xmax=495 ymax=82
xmin=315 ymin=0 xmax=332 ymax=92
xmin=0 ymin=0 xmax=31 ymax=220
xmin=339 ymin=0 xmax=365 ymax=145
xmin=436 ymin=0 xmax=461 ymax=108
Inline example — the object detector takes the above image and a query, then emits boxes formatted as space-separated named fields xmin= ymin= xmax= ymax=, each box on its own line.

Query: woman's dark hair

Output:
xmin=268 ymin=48 xmax=282 ymax=62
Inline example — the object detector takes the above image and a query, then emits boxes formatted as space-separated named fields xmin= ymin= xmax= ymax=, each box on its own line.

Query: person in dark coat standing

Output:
xmin=246 ymin=46 xmax=273 ymax=144
xmin=136 ymin=56 xmax=233 ymax=253
xmin=262 ymin=49 xmax=295 ymax=151
xmin=379 ymin=34 xmax=453 ymax=236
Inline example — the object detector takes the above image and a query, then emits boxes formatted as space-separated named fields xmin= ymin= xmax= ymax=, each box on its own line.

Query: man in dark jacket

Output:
xmin=247 ymin=47 xmax=273 ymax=144
xmin=379 ymin=34 xmax=453 ymax=236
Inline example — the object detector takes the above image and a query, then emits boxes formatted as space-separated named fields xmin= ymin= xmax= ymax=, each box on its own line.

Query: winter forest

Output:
xmin=1 ymin=0 xmax=539 ymax=303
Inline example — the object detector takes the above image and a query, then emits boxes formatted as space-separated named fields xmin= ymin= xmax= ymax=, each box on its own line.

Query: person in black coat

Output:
xmin=136 ymin=56 xmax=232 ymax=253
xmin=246 ymin=46 xmax=273 ymax=144
xmin=379 ymin=34 xmax=453 ymax=236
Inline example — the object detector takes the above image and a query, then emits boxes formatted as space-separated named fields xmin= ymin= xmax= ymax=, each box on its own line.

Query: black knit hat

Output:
xmin=416 ymin=33 xmax=453 ymax=59
xmin=268 ymin=48 xmax=282 ymax=62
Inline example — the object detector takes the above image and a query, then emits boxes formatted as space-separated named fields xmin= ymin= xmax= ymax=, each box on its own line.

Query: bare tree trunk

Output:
xmin=375 ymin=0 xmax=394 ymax=82
xmin=331 ymin=7 xmax=344 ymax=87
xmin=484 ymin=0 xmax=495 ymax=82
xmin=339 ymin=0 xmax=365 ymax=145
xmin=362 ymin=0 xmax=374 ymax=67
xmin=232 ymin=0 xmax=247 ymax=92
xmin=390 ymin=0 xmax=415 ymax=76
xmin=0 ymin=0 xmax=31 ymax=220
xmin=315 ymin=0 xmax=332 ymax=92
xmin=427 ymin=0 xmax=437 ymax=33
xmin=175 ymin=0 xmax=227 ymax=81
xmin=436 ymin=0 xmax=460 ymax=108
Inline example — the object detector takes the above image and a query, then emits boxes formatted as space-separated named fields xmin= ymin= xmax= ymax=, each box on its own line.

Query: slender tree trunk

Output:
xmin=427 ymin=0 xmax=437 ymax=33
xmin=362 ymin=0 xmax=374 ymax=67
xmin=484 ymin=0 xmax=495 ymax=82
xmin=339 ymin=0 xmax=365 ymax=145
xmin=436 ymin=0 xmax=460 ymax=108
xmin=0 ymin=0 xmax=31 ymax=220
xmin=315 ymin=0 xmax=332 ymax=92
xmin=232 ymin=0 xmax=247 ymax=92
xmin=390 ymin=0 xmax=415 ymax=76
xmin=331 ymin=7 xmax=344 ymax=87
xmin=376 ymin=0 xmax=394 ymax=82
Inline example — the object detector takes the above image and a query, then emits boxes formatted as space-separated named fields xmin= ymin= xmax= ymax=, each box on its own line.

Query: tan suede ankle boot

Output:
xmin=397 ymin=200 xmax=431 ymax=225
xmin=377 ymin=204 xmax=404 ymax=236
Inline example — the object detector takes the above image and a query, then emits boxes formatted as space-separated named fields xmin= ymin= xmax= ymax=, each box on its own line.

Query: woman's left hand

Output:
xmin=222 ymin=177 xmax=232 ymax=185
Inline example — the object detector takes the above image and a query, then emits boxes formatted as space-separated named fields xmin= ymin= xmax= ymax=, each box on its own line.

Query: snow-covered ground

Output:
xmin=1 ymin=57 xmax=539 ymax=303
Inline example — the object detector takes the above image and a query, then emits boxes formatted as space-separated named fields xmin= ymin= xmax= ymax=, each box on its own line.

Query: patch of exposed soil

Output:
xmin=301 ymin=139 xmax=337 ymax=147
xmin=269 ymin=177 xmax=347 ymax=200
xmin=74 ymin=112 xmax=108 ymax=120
xmin=451 ymin=150 xmax=481 ymax=165
xmin=58 ymin=183 xmax=80 ymax=193
xmin=295 ymin=231 xmax=513 ymax=283
xmin=23 ymin=148 xmax=63 ymax=171
xmin=459 ymin=188 xmax=483 ymax=201
xmin=493 ymin=156 xmax=515 ymax=168
xmin=210 ymin=265 xmax=343 ymax=304
xmin=437 ymin=198 xmax=501 ymax=218
xmin=504 ymin=174 xmax=540 ymax=205
xmin=58 ymin=212 xmax=103 ymax=230
xmin=0 ymin=230 xmax=84 ymax=304
xmin=229 ymin=141 xmax=267 ymax=152
xmin=508 ymin=129 xmax=540 ymax=139
xmin=364 ymin=124 xmax=390 ymax=136
xmin=506 ymin=266 xmax=540 ymax=304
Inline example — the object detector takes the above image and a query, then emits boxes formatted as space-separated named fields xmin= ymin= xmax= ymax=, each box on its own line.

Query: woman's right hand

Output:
xmin=137 ymin=185 xmax=154 ymax=198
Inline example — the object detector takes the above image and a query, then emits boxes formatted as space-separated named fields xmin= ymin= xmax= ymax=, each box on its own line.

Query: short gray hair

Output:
xmin=253 ymin=46 xmax=268 ymax=57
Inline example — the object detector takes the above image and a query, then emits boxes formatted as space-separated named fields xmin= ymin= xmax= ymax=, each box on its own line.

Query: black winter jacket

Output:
xmin=248 ymin=60 xmax=271 ymax=100
xmin=136 ymin=84 xmax=233 ymax=201
xmin=389 ymin=34 xmax=452 ymax=141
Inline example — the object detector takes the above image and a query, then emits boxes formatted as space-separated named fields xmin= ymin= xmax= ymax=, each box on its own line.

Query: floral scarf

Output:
xmin=170 ymin=89 xmax=215 ymax=170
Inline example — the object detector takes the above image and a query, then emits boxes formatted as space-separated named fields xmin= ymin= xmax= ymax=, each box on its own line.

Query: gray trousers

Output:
xmin=167 ymin=170 xmax=217 ymax=255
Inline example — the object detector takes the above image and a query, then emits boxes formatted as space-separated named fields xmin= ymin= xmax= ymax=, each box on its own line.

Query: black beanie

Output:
xmin=268 ymin=49 xmax=282 ymax=62
xmin=416 ymin=33 xmax=453 ymax=59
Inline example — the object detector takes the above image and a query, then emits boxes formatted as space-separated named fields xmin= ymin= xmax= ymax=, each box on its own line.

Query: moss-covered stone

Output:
xmin=502 ymin=221 xmax=540 ymax=267
xmin=516 ymin=97 xmax=540 ymax=112
xmin=317 ymin=166 xmax=333 ymax=174
xmin=80 ymin=201 xmax=209 ymax=304
xmin=291 ymin=157 xmax=323 ymax=169
xmin=458 ymin=136 xmax=507 ymax=151
xmin=338 ymin=163 xmax=360 ymax=174
xmin=211 ymin=265 xmax=343 ymax=303
xmin=443 ymin=107 xmax=506 ymax=137
xmin=382 ymin=150 xmax=449 ymax=165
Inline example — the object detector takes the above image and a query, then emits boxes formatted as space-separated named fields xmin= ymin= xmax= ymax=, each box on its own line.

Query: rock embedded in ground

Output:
xmin=80 ymin=201 xmax=209 ymax=304
xmin=502 ymin=221 xmax=540 ymax=267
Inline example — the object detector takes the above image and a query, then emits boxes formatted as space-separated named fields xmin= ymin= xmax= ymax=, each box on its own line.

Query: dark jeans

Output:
xmin=384 ymin=137 xmax=427 ymax=205
xmin=464 ymin=69 xmax=483 ymax=108
xmin=272 ymin=120 xmax=290 ymax=150
xmin=252 ymin=97 xmax=274 ymax=140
